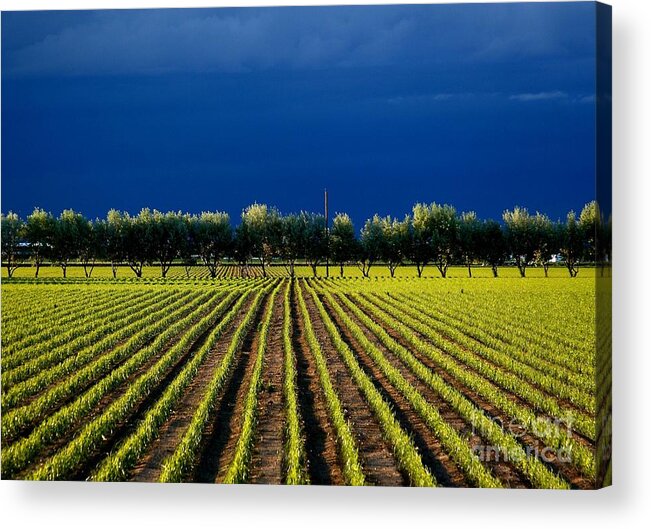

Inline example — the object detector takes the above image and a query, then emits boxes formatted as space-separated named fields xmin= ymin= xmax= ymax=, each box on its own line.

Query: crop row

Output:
xmin=1 ymin=289 xmax=204 ymax=433
xmin=377 ymin=293 xmax=595 ymax=413
xmin=294 ymin=281 xmax=365 ymax=486
xmin=1 ymin=288 xmax=149 ymax=358
xmin=0 ymin=285 xmax=246 ymax=479
xmin=2 ymin=287 xmax=130 ymax=345
xmin=301 ymin=281 xmax=438 ymax=486
xmin=341 ymin=289 xmax=595 ymax=480
xmin=23 ymin=284 xmax=262 ymax=481
xmin=158 ymin=284 xmax=274 ymax=482
xmin=91 ymin=286 xmax=259 ymax=481
xmin=404 ymin=291 xmax=595 ymax=389
xmin=2 ymin=289 xmax=175 ymax=381
xmin=317 ymin=285 xmax=571 ymax=488
xmin=223 ymin=282 xmax=285 ymax=483
xmin=282 ymin=281 xmax=309 ymax=484
xmin=357 ymin=291 xmax=595 ymax=440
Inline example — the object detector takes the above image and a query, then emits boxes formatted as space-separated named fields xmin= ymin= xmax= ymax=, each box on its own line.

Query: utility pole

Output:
xmin=325 ymin=188 xmax=329 ymax=278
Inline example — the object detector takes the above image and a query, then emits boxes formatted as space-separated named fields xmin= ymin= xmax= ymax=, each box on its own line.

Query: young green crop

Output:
xmin=343 ymin=290 xmax=591 ymax=483
xmin=295 ymin=280 xmax=365 ymax=486
xmin=223 ymin=281 xmax=285 ymax=484
xmin=92 ymin=287 xmax=258 ymax=481
xmin=282 ymin=280 xmax=309 ymax=485
xmin=0 ymin=287 xmax=238 ymax=479
xmin=158 ymin=283 xmax=276 ymax=482
xmin=2 ymin=289 xmax=190 ymax=411
xmin=302 ymin=281 xmax=437 ymax=487
xmin=24 ymin=285 xmax=262 ymax=481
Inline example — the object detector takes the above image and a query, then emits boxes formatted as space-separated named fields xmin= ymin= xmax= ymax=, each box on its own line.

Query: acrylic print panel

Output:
xmin=0 ymin=1 xmax=611 ymax=488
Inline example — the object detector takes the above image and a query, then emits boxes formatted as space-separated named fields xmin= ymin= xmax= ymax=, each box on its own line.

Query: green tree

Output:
xmin=51 ymin=209 xmax=85 ymax=278
xmin=123 ymin=209 xmax=154 ymax=278
xmin=194 ymin=212 xmax=232 ymax=279
xmin=77 ymin=217 xmax=103 ymax=278
xmin=233 ymin=220 xmax=253 ymax=277
xmin=1 ymin=212 xmax=25 ymax=278
xmin=558 ymin=211 xmax=582 ymax=277
xmin=329 ymin=213 xmax=357 ymax=277
xmin=240 ymin=203 xmax=280 ymax=278
xmin=430 ymin=203 xmax=459 ymax=278
xmin=358 ymin=214 xmax=384 ymax=278
xmin=279 ymin=213 xmax=304 ymax=278
xmin=458 ymin=211 xmax=481 ymax=278
xmin=25 ymin=208 xmax=54 ymax=278
xmin=177 ymin=214 xmax=197 ymax=278
xmin=503 ymin=207 xmax=537 ymax=277
xmin=579 ymin=200 xmax=601 ymax=263
xmin=105 ymin=209 xmax=126 ymax=278
xmin=149 ymin=210 xmax=186 ymax=278
xmin=532 ymin=212 xmax=556 ymax=277
xmin=407 ymin=203 xmax=434 ymax=278
xmin=302 ymin=212 xmax=327 ymax=277
xmin=478 ymin=219 xmax=506 ymax=277
xmin=380 ymin=215 xmax=409 ymax=278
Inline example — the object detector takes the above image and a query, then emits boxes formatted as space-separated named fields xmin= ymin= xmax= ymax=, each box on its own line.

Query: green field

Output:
xmin=0 ymin=272 xmax=609 ymax=487
xmin=3 ymin=263 xmax=597 ymax=280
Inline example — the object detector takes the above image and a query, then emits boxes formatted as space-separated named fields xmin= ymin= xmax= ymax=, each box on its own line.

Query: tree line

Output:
xmin=1 ymin=201 xmax=609 ymax=279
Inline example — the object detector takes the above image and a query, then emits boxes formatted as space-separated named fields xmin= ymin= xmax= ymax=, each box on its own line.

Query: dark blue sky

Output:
xmin=2 ymin=2 xmax=599 ymax=228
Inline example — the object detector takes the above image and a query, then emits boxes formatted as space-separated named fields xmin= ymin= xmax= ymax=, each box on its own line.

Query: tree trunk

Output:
xmin=261 ymin=260 xmax=267 ymax=278
xmin=416 ymin=263 xmax=424 ymax=278
xmin=543 ymin=263 xmax=549 ymax=278
xmin=389 ymin=266 xmax=396 ymax=278
xmin=311 ymin=263 xmax=318 ymax=277
xmin=111 ymin=263 xmax=118 ymax=278
xmin=83 ymin=263 xmax=95 ymax=278
xmin=340 ymin=263 xmax=344 ymax=277
xmin=61 ymin=264 xmax=67 ymax=278
xmin=130 ymin=263 xmax=143 ymax=278
xmin=467 ymin=262 xmax=472 ymax=278
xmin=516 ymin=257 xmax=526 ymax=277
xmin=492 ymin=265 xmax=498 ymax=278
xmin=208 ymin=259 xmax=217 ymax=279
xmin=6 ymin=264 xmax=13 ymax=278
xmin=35 ymin=262 xmax=40 ymax=278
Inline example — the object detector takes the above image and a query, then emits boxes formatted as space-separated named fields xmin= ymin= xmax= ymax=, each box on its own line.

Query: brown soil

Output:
xmin=386 ymin=293 xmax=592 ymax=418
xmin=291 ymin=283 xmax=345 ymax=485
xmin=129 ymin=295 xmax=255 ymax=482
xmin=378 ymin=293 xmax=597 ymax=449
xmin=7 ymin=294 xmax=195 ymax=445
xmin=16 ymin=292 xmax=225 ymax=480
xmin=319 ymin=292 xmax=470 ymax=488
xmin=326 ymin=292 xmax=530 ymax=488
xmin=248 ymin=293 xmax=287 ymax=484
xmin=190 ymin=294 xmax=268 ymax=483
xmin=302 ymin=289 xmax=405 ymax=487
xmin=408 ymin=292 xmax=588 ymax=378
xmin=355 ymin=294 xmax=594 ymax=489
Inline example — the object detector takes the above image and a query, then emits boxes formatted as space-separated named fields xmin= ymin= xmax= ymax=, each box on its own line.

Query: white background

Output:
xmin=0 ymin=0 xmax=648 ymax=527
